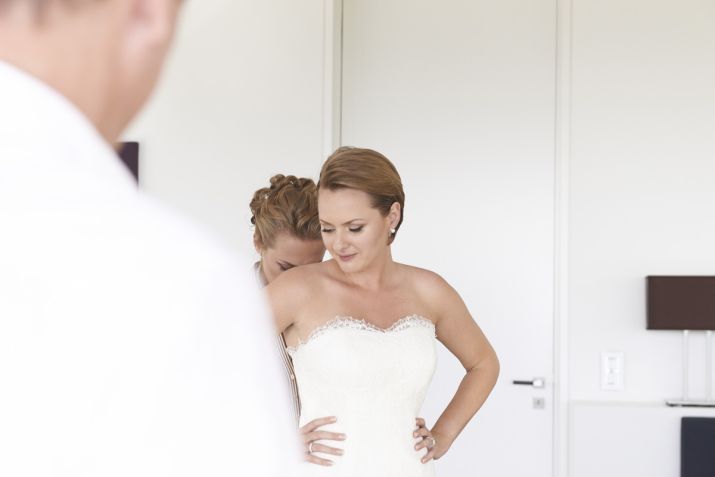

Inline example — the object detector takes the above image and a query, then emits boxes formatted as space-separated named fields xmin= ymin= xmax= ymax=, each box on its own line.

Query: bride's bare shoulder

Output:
xmin=268 ymin=262 xmax=318 ymax=291
xmin=265 ymin=262 xmax=333 ymax=331
xmin=395 ymin=264 xmax=468 ymax=328
xmin=266 ymin=260 xmax=335 ymax=296
xmin=400 ymin=263 xmax=451 ymax=290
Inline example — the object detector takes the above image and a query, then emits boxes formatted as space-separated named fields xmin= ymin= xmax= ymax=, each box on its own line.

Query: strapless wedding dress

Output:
xmin=287 ymin=314 xmax=437 ymax=476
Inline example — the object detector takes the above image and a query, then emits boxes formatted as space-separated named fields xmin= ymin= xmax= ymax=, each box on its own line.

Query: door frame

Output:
xmin=554 ymin=0 xmax=573 ymax=475
xmin=321 ymin=0 xmax=343 ymax=158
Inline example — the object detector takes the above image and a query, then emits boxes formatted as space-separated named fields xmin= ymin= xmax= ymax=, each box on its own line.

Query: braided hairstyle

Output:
xmin=250 ymin=174 xmax=321 ymax=249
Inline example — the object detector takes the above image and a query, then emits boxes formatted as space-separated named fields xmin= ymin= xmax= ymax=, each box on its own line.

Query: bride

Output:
xmin=267 ymin=147 xmax=499 ymax=476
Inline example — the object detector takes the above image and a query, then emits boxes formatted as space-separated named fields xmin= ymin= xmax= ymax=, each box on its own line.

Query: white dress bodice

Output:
xmin=288 ymin=315 xmax=437 ymax=476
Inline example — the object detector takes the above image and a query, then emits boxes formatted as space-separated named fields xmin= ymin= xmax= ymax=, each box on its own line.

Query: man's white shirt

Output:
xmin=0 ymin=61 xmax=300 ymax=476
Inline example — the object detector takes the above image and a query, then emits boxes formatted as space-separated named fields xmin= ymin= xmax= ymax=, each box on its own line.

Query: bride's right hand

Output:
xmin=300 ymin=416 xmax=346 ymax=466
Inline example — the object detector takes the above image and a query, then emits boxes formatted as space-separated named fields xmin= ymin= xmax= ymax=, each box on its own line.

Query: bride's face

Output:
xmin=318 ymin=187 xmax=397 ymax=273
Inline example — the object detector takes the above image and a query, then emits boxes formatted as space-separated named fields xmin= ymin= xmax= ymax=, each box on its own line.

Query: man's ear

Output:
xmin=124 ymin=0 xmax=178 ymax=47
xmin=107 ymin=0 xmax=182 ymax=140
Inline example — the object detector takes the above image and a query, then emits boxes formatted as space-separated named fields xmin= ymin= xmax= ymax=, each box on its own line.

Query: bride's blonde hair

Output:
xmin=318 ymin=147 xmax=405 ymax=244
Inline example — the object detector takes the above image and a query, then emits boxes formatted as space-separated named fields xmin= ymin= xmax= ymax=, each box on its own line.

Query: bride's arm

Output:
xmin=420 ymin=272 xmax=500 ymax=461
xmin=264 ymin=267 xmax=311 ymax=334
xmin=265 ymin=267 xmax=348 ymax=467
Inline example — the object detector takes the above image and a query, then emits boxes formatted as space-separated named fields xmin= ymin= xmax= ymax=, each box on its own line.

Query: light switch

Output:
xmin=601 ymin=351 xmax=624 ymax=391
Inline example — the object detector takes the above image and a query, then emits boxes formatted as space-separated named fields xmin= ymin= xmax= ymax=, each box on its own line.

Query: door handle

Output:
xmin=512 ymin=377 xmax=545 ymax=389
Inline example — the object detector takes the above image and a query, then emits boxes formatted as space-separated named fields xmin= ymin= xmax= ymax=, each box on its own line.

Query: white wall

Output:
xmin=570 ymin=0 xmax=715 ymax=402
xmin=124 ymin=0 xmax=327 ymax=258
xmin=568 ymin=0 xmax=715 ymax=474
xmin=570 ymin=402 xmax=715 ymax=477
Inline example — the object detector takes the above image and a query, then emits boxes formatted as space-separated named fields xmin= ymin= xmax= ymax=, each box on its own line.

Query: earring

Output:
xmin=390 ymin=228 xmax=396 ymax=235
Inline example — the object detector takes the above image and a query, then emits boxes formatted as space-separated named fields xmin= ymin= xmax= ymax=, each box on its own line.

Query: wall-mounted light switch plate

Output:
xmin=601 ymin=351 xmax=624 ymax=391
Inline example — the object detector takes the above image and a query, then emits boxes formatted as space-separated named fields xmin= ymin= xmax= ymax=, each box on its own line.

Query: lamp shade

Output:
xmin=646 ymin=276 xmax=715 ymax=330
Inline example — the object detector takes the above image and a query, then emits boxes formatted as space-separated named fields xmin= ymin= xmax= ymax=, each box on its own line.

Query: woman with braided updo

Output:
xmin=250 ymin=174 xmax=325 ymax=287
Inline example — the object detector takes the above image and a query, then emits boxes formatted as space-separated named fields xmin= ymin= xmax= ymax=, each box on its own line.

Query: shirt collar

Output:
xmin=0 ymin=60 xmax=135 ymax=188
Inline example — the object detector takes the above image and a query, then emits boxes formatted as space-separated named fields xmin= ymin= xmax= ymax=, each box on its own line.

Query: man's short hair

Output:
xmin=0 ymin=0 xmax=103 ymax=14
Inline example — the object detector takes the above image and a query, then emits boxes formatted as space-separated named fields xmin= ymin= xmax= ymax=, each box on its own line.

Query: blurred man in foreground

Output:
xmin=0 ymin=1 xmax=297 ymax=475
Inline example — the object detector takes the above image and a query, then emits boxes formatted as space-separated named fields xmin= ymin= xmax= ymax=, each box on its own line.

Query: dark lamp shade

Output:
xmin=646 ymin=276 xmax=715 ymax=330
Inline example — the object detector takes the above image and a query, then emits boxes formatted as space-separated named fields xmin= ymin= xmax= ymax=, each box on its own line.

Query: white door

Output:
xmin=340 ymin=1 xmax=556 ymax=475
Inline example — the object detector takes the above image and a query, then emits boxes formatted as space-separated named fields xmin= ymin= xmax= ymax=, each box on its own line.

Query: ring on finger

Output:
xmin=426 ymin=436 xmax=436 ymax=448
xmin=308 ymin=441 xmax=315 ymax=454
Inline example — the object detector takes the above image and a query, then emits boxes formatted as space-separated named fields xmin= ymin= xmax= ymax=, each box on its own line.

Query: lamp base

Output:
xmin=666 ymin=399 xmax=715 ymax=408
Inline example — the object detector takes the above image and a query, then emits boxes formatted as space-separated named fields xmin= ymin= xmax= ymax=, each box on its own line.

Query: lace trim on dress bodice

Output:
xmin=286 ymin=314 xmax=436 ymax=355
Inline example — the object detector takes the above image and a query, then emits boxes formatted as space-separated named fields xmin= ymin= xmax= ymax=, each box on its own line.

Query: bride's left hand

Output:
xmin=412 ymin=417 xmax=449 ymax=464
xmin=413 ymin=418 xmax=448 ymax=463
